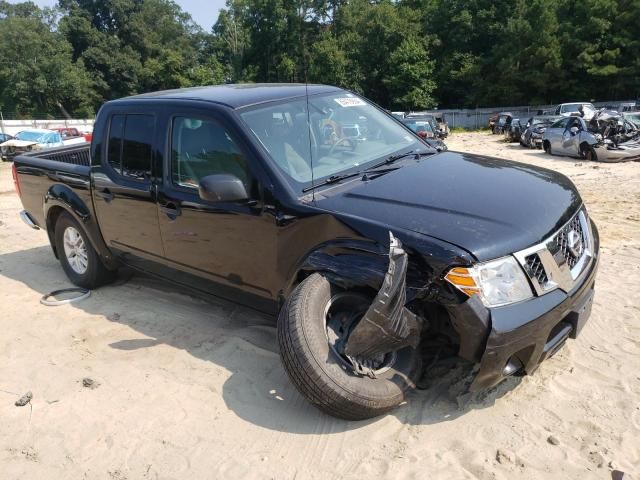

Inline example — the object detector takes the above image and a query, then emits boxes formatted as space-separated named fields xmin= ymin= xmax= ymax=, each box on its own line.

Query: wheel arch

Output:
xmin=280 ymin=238 xmax=390 ymax=308
xmin=43 ymin=186 xmax=116 ymax=268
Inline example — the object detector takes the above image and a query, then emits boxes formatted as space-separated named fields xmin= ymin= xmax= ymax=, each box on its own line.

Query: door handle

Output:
xmin=159 ymin=202 xmax=182 ymax=219
xmin=95 ymin=188 xmax=114 ymax=202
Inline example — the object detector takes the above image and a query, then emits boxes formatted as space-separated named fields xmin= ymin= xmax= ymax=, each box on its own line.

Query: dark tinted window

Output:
xmin=122 ymin=115 xmax=154 ymax=180
xmin=171 ymin=117 xmax=249 ymax=190
xmin=107 ymin=114 xmax=125 ymax=174
xmin=106 ymin=114 xmax=153 ymax=180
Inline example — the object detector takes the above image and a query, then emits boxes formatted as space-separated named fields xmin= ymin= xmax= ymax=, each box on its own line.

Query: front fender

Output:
xmin=294 ymin=238 xmax=390 ymax=294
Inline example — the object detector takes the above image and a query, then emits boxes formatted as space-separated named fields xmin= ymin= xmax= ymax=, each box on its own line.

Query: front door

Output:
xmin=156 ymin=113 xmax=277 ymax=311
xmin=93 ymin=113 xmax=165 ymax=268
xmin=561 ymin=117 xmax=581 ymax=156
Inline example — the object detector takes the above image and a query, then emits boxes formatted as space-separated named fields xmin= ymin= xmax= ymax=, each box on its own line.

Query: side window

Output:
xmin=551 ymin=118 xmax=569 ymax=129
xmin=106 ymin=114 xmax=153 ymax=181
xmin=170 ymin=116 xmax=250 ymax=190
xmin=107 ymin=114 xmax=125 ymax=174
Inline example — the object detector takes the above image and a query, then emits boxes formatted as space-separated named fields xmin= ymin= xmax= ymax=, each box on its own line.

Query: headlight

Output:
xmin=445 ymin=256 xmax=533 ymax=307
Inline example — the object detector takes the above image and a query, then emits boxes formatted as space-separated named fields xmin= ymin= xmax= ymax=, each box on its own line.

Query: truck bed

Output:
xmin=13 ymin=143 xmax=92 ymax=230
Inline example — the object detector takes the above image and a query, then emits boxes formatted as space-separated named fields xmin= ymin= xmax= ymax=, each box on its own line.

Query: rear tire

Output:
xmin=543 ymin=141 xmax=552 ymax=154
xmin=54 ymin=212 xmax=116 ymax=289
xmin=277 ymin=273 xmax=422 ymax=420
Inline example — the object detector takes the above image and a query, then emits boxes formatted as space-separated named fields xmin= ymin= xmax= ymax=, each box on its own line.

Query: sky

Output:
xmin=9 ymin=0 xmax=226 ymax=30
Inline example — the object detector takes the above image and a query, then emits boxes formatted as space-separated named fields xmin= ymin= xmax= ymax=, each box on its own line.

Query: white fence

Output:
xmin=0 ymin=119 xmax=95 ymax=137
xmin=414 ymin=99 xmax=637 ymax=130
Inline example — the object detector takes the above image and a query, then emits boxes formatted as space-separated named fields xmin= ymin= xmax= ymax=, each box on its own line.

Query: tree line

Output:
xmin=0 ymin=0 xmax=638 ymax=118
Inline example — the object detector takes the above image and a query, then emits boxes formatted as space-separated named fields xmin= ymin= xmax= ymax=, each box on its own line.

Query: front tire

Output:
xmin=54 ymin=212 xmax=115 ymax=289
xmin=277 ymin=273 xmax=422 ymax=420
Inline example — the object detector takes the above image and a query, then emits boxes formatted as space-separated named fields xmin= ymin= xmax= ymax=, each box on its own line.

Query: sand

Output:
xmin=0 ymin=132 xmax=638 ymax=479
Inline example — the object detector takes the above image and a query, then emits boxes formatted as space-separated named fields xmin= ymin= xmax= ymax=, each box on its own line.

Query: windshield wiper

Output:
xmin=301 ymin=172 xmax=362 ymax=192
xmin=367 ymin=150 xmax=433 ymax=171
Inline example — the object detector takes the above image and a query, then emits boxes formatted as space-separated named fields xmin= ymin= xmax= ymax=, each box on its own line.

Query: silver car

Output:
xmin=543 ymin=116 xmax=640 ymax=162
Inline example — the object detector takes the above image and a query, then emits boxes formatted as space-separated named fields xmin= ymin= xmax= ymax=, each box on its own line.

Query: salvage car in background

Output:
xmin=1 ymin=129 xmax=63 ymax=161
xmin=521 ymin=116 xmax=561 ymax=148
xmin=402 ymin=115 xmax=438 ymax=138
xmin=554 ymin=102 xmax=596 ymax=120
xmin=543 ymin=112 xmax=640 ymax=162
xmin=504 ymin=118 xmax=526 ymax=142
xmin=492 ymin=112 xmax=513 ymax=134
xmin=13 ymin=84 xmax=599 ymax=420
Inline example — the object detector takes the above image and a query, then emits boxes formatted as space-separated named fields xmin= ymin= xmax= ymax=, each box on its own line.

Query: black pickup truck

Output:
xmin=12 ymin=84 xmax=599 ymax=420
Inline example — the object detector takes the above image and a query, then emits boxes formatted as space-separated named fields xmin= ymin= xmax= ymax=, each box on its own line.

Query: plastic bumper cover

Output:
xmin=448 ymin=226 xmax=600 ymax=392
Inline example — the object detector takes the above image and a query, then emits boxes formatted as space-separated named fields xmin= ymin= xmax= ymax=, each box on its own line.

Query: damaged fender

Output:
xmin=344 ymin=232 xmax=423 ymax=360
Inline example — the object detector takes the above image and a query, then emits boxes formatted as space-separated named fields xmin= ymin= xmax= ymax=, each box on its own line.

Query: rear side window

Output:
xmin=107 ymin=114 xmax=154 ymax=181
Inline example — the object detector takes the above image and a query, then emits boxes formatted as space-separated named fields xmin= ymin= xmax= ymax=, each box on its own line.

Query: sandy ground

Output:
xmin=0 ymin=133 xmax=639 ymax=479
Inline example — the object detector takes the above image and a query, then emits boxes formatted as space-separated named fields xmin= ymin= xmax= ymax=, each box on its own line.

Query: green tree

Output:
xmin=384 ymin=36 xmax=436 ymax=109
xmin=0 ymin=9 xmax=96 ymax=117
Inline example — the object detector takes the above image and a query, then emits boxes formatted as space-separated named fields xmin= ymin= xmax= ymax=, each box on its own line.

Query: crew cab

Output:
xmin=13 ymin=84 xmax=599 ymax=420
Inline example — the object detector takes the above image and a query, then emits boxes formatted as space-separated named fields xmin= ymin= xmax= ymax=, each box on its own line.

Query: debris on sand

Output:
xmin=547 ymin=435 xmax=560 ymax=446
xmin=15 ymin=391 xmax=32 ymax=407
xmin=82 ymin=378 xmax=99 ymax=389
xmin=496 ymin=448 xmax=516 ymax=464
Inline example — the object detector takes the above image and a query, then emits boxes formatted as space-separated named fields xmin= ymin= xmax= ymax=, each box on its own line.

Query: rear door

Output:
xmin=92 ymin=111 xmax=165 ymax=267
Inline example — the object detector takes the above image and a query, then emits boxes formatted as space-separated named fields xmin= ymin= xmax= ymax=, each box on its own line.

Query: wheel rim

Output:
xmin=323 ymin=292 xmax=396 ymax=376
xmin=63 ymin=226 xmax=88 ymax=274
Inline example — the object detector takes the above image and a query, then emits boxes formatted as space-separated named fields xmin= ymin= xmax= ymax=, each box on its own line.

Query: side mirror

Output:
xmin=569 ymin=126 xmax=579 ymax=134
xmin=198 ymin=174 xmax=248 ymax=203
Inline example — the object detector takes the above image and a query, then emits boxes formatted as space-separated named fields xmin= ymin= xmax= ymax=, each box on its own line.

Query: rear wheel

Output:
xmin=54 ymin=212 xmax=116 ymax=289
xmin=543 ymin=140 xmax=552 ymax=154
xmin=277 ymin=273 xmax=421 ymax=420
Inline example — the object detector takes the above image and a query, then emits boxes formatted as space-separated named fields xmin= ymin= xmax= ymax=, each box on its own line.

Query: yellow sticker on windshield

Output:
xmin=334 ymin=97 xmax=366 ymax=107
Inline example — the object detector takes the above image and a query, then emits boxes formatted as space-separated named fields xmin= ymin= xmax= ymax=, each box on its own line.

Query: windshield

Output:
xmin=240 ymin=92 xmax=426 ymax=192
xmin=625 ymin=113 xmax=640 ymax=127
xmin=15 ymin=131 xmax=60 ymax=143
xmin=562 ymin=103 xmax=595 ymax=114
xmin=16 ymin=131 xmax=47 ymax=142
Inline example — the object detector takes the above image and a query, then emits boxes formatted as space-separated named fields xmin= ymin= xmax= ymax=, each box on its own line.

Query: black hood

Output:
xmin=315 ymin=152 xmax=582 ymax=261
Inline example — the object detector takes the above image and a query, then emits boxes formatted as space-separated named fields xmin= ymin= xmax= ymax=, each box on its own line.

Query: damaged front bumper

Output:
xmin=594 ymin=139 xmax=640 ymax=162
xmin=447 ymin=230 xmax=599 ymax=392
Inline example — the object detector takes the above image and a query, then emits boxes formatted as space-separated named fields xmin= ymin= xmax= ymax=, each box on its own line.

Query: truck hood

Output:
xmin=315 ymin=151 xmax=582 ymax=261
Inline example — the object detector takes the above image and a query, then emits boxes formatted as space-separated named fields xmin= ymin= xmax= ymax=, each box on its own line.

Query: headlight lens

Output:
xmin=445 ymin=256 xmax=533 ymax=307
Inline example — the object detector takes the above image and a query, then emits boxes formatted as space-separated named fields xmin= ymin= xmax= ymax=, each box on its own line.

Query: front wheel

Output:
xmin=54 ymin=212 xmax=116 ymax=289
xmin=581 ymin=144 xmax=597 ymax=161
xmin=277 ymin=273 xmax=422 ymax=420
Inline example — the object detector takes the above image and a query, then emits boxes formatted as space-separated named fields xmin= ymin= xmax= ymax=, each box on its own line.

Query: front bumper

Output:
xmin=447 ymin=224 xmax=600 ymax=392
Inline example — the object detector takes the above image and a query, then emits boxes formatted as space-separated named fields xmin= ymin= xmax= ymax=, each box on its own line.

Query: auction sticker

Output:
xmin=334 ymin=97 xmax=366 ymax=107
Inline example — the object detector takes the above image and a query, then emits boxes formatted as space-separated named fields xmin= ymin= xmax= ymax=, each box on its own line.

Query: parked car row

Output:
xmin=1 ymin=127 xmax=92 ymax=161
xmin=489 ymin=100 xmax=640 ymax=162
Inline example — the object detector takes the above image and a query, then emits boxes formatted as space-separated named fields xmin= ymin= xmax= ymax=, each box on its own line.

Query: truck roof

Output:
xmin=112 ymin=83 xmax=342 ymax=109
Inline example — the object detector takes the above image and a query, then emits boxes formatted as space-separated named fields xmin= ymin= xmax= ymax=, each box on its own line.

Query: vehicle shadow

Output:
xmin=0 ymin=245 xmax=521 ymax=434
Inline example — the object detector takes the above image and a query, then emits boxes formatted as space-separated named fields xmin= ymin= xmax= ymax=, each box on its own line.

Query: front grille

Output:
xmin=515 ymin=208 xmax=594 ymax=295
xmin=554 ymin=213 xmax=586 ymax=269
xmin=525 ymin=253 xmax=548 ymax=285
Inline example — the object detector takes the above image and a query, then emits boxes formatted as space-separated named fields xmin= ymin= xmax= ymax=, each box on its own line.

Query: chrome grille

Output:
xmin=525 ymin=253 xmax=548 ymax=285
xmin=554 ymin=214 xmax=585 ymax=269
xmin=514 ymin=208 xmax=594 ymax=296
